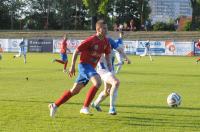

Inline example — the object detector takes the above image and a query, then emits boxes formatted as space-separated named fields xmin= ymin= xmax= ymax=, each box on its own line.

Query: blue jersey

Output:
xmin=97 ymin=37 xmax=119 ymax=71
xmin=108 ymin=37 xmax=119 ymax=50
xmin=116 ymin=38 xmax=123 ymax=45
xmin=116 ymin=38 xmax=123 ymax=48
xmin=145 ymin=42 xmax=150 ymax=47
xmin=19 ymin=40 xmax=26 ymax=54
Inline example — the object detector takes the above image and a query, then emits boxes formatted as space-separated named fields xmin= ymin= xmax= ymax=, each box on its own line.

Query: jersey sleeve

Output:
xmin=116 ymin=38 xmax=123 ymax=45
xmin=197 ymin=42 xmax=200 ymax=47
xmin=77 ymin=36 xmax=93 ymax=52
xmin=108 ymin=37 xmax=119 ymax=49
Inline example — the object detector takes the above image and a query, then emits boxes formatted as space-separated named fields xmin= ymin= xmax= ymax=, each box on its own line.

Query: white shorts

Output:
xmin=97 ymin=69 xmax=114 ymax=82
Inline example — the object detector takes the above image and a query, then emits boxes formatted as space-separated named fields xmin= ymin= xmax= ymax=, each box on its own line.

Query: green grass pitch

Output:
xmin=0 ymin=53 xmax=200 ymax=132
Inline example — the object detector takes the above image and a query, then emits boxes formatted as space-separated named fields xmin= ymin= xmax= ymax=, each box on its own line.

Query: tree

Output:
xmin=113 ymin=0 xmax=151 ymax=30
xmin=0 ymin=0 xmax=26 ymax=29
xmin=0 ymin=0 xmax=10 ymax=29
xmin=82 ymin=0 xmax=109 ymax=30
xmin=190 ymin=0 xmax=200 ymax=30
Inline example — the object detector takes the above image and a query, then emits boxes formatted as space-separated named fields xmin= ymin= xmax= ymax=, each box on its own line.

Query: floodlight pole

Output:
xmin=46 ymin=0 xmax=50 ymax=29
xmin=141 ymin=0 xmax=144 ymax=26
xmin=75 ymin=0 xmax=77 ymax=30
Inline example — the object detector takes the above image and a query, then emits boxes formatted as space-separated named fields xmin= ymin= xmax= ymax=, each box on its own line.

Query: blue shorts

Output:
xmin=60 ymin=53 xmax=67 ymax=62
xmin=76 ymin=63 xmax=98 ymax=85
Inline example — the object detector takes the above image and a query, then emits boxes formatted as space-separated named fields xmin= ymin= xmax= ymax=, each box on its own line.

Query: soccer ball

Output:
xmin=167 ymin=92 xmax=181 ymax=107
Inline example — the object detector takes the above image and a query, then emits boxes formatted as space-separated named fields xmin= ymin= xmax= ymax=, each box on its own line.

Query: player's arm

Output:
xmin=116 ymin=47 xmax=131 ymax=64
xmin=68 ymin=49 xmax=79 ymax=77
xmin=66 ymin=48 xmax=71 ymax=53
xmin=68 ymin=37 xmax=91 ymax=77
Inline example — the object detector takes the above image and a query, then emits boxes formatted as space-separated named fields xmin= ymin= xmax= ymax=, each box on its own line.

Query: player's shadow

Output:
xmin=122 ymin=71 xmax=200 ymax=78
xmin=0 ymin=99 xmax=199 ymax=111
xmin=116 ymin=104 xmax=200 ymax=111
xmin=121 ymin=115 xmax=200 ymax=129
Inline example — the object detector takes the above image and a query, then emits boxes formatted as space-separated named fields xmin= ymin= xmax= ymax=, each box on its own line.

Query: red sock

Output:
xmin=64 ymin=61 xmax=68 ymax=70
xmin=197 ymin=58 xmax=200 ymax=61
xmin=55 ymin=90 xmax=72 ymax=107
xmin=55 ymin=60 xmax=65 ymax=64
xmin=83 ymin=86 xmax=98 ymax=107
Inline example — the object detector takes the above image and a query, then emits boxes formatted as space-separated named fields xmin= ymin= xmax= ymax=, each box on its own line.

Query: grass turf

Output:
xmin=0 ymin=53 xmax=200 ymax=132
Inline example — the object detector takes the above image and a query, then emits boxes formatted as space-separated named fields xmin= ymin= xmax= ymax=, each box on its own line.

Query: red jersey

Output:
xmin=60 ymin=39 xmax=67 ymax=54
xmin=197 ymin=41 xmax=200 ymax=49
xmin=77 ymin=34 xmax=111 ymax=68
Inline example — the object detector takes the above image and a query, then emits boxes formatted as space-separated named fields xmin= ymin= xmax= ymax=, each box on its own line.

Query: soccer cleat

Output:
xmin=91 ymin=102 xmax=102 ymax=112
xmin=48 ymin=103 xmax=57 ymax=117
xmin=13 ymin=56 xmax=16 ymax=58
xmin=109 ymin=107 xmax=117 ymax=115
xmin=196 ymin=60 xmax=199 ymax=64
xmin=80 ymin=107 xmax=92 ymax=115
xmin=63 ymin=69 xmax=67 ymax=73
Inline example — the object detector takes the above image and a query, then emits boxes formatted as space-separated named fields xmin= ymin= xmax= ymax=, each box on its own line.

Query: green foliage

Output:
xmin=183 ymin=21 xmax=200 ymax=31
xmin=0 ymin=1 xmax=10 ymax=29
xmin=114 ymin=0 xmax=151 ymax=29
xmin=190 ymin=0 xmax=200 ymax=30
xmin=98 ymin=0 xmax=109 ymax=14
xmin=153 ymin=22 xmax=175 ymax=31
xmin=183 ymin=21 xmax=192 ymax=31
xmin=0 ymin=0 xmax=151 ymax=30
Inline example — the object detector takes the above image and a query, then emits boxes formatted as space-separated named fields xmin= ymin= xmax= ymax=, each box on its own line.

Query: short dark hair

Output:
xmin=96 ymin=20 xmax=106 ymax=28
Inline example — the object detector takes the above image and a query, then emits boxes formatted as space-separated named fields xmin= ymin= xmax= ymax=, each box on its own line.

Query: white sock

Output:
xmin=24 ymin=55 xmax=26 ymax=63
xmin=94 ymin=91 xmax=108 ymax=106
xmin=149 ymin=54 xmax=153 ymax=61
xmin=110 ymin=88 xmax=118 ymax=109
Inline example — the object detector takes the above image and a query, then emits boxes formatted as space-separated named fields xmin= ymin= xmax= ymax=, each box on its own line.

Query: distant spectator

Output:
xmin=174 ymin=19 xmax=179 ymax=31
xmin=113 ymin=23 xmax=118 ymax=31
xmin=123 ymin=22 xmax=129 ymax=31
xmin=130 ymin=19 xmax=136 ymax=31
xmin=119 ymin=24 xmax=123 ymax=31
xmin=141 ymin=24 xmax=145 ymax=31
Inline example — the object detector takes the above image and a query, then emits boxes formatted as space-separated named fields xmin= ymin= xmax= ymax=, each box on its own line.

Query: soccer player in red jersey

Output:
xmin=196 ymin=39 xmax=200 ymax=64
xmin=49 ymin=20 xmax=112 ymax=117
xmin=53 ymin=33 xmax=71 ymax=72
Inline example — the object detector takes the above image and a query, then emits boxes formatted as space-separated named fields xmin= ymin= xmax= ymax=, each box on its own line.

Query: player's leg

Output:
xmin=196 ymin=57 xmax=200 ymax=64
xmin=115 ymin=54 xmax=124 ymax=74
xmin=140 ymin=47 xmax=147 ymax=57
xmin=23 ymin=51 xmax=27 ymax=64
xmin=107 ymin=75 xmax=120 ymax=115
xmin=92 ymin=82 xmax=111 ymax=111
xmin=49 ymin=82 xmax=85 ymax=117
xmin=80 ymin=74 xmax=102 ymax=114
xmin=92 ymin=72 xmax=120 ymax=115
xmin=114 ymin=52 xmax=122 ymax=73
xmin=148 ymin=50 xmax=153 ymax=61
xmin=63 ymin=54 xmax=68 ymax=72
xmin=53 ymin=53 xmax=65 ymax=64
